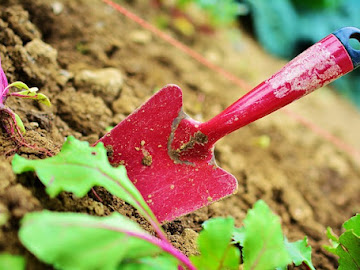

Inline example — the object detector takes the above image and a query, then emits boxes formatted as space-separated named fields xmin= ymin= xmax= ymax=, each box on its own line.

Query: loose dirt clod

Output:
xmin=141 ymin=149 xmax=152 ymax=166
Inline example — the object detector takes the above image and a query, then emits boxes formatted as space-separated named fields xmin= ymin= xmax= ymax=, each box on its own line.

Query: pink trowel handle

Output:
xmin=199 ymin=27 xmax=360 ymax=145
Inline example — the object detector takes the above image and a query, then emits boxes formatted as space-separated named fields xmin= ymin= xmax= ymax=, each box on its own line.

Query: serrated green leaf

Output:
xmin=12 ymin=136 xmax=157 ymax=223
xmin=232 ymin=226 xmax=245 ymax=246
xmin=283 ymin=237 xmax=315 ymax=270
xmin=19 ymin=211 xmax=178 ymax=270
xmin=0 ymin=253 xmax=25 ymax=270
xmin=326 ymin=226 xmax=339 ymax=242
xmin=242 ymin=200 xmax=291 ymax=270
xmin=190 ymin=217 xmax=240 ymax=270
xmin=343 ymin=214 xmax=360 ymax=236
xmin=336 ymin=231 xmax=360 ymax=270
xmin=324 ymin=227 xmax=339 ymax=255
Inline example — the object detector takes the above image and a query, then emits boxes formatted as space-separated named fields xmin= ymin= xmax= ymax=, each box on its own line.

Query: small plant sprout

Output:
xmin=0 ymin=57 xmax=51 ymax=155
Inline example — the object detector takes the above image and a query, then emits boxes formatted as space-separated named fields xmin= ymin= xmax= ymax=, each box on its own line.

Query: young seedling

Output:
xmin=0 ymin=57 xmax=51 ymax=155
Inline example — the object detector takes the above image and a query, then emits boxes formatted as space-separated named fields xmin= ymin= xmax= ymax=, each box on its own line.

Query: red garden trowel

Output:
xmin=97 ymin=27 xmax=360 ymax=223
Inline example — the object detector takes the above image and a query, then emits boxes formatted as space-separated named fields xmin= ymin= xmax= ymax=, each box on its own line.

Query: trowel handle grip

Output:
xmin=200 ymin=27 xmax=360 ymax=144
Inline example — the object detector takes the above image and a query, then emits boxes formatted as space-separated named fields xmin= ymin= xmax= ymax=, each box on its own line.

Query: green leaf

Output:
xmin=6 ymin=81 xmax=30 ymax=91
xmin=190 ymin=217 xmax=240 ymax=270
xmin=326 ymin=226 xmax=340 ymax=242
xmin=13 ymin=112 xmax=26 ymax=134
xmin=324 ymin=227 xmax=339 ymax=254
xmin=232 ymin=226 xmax=245 ymax=246
xmin=19 ymin=211 xmax=177 ymax=270
xmin=12 ymin=136 xmax=157 ymax=223
xmin=0 ymin=253 xmax=25 ymax=270
xmin=14 ymin=90 xmax=51 ymax=107
xmin=120 ymin=254 xmax=179 ymax=270
xmin=242 ymin=200 xmax=291 ymax=270
xmin=284 ymin=237 xmax=315 ymax=270
xmin=244 ymin=0 xmax=298 ymax=58
xmin=336 ymin=231 xmax=360 ymax=270
xmin=325 ymin=214 xmax=360 ymax=269
xmin=343 ymin=214 xmax=360 ymax=236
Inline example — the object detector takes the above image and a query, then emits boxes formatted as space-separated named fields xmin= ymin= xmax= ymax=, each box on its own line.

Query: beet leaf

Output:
xmin=19 ymin=211 xmax=180 ymax=270
xmin=11 ymin=136 xmax=164 ymax=239
xmin=241 ymin=200 xmax=291 ymax=270
xmin=325 ymin=214 xmax=360 ymax=270
xmin=280 ymin=237 xmax=315 ymax=270
xmin=0 ymin=253 xmax=25 ymax=270
xmin=343 ymin=214 xmax=360 ymax=234
xmin=190 ymin=217 xmax=240 ymax=270
xmin=336 ymin=231 xmax=360 ymax=270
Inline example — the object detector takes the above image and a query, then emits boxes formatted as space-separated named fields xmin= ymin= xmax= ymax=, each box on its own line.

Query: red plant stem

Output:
xmin=125 ymin=190 xmax=169 ymax=243
xmin=302 ymin=262 xmax=311 ymax=270
xmin=93 ymin=163 xmax=169 ymax=243
xmin=125 ymin=231 xmax=196 ymax=270
xmin=1 ymin=108 xmax=54 ymax=157
xmin=91 ymin=188 xmax=103 ymax=202
xmin=10 ymin=93 xmax=38 ymax=99
xmin=102 ymin=0 xmax=360 ymax=163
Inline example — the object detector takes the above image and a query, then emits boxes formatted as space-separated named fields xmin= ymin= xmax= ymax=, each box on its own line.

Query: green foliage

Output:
xmin=12 ymin=136 xmax=157 ymax=223
xmin=176 ymin=0 xmax=242 ymax=27
xmin=120 ymin=255 xmax=180 ymax=270
xmin=14 ymin=137 xmax=194 ymax=270
xmin=337 ymin=232 xmax=360 ymax=270
xmin=13 ymin=137 xmax=316 ymax=269
xmin=343 ymin=214 xmax=360 ymax=235
xmin=13 ymin=112 xmax=25 ymax=134
xmin=232 ymin=226 xmax=245 ymax=246
xmin=241 ymin=200 xmax=291 ymax=270
xmin=190 ymin=217 xmax=240 ymax=269
xmin=282 ymin=237 xmax=315 ymax=270
xmin=195 ymin=0 xmax=241 ymax=26
xmin=243 ymin=0 xmax=298 ymax=58
xmin=0 ymin=253 xmax=25 ymax=270
xmin=325 ymin=214 xmax=360 ymax=270
xmin=7 ymin=81 xmax=51 ymax=107
xmin=19 ymin=211 xmax=178 ymax=270
xmin=233 ymin=201 xmax=315 ymax=269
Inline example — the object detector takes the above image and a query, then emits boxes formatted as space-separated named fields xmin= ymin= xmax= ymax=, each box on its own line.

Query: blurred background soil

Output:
xmin=0 ymin=0 xmax=360 ymax=269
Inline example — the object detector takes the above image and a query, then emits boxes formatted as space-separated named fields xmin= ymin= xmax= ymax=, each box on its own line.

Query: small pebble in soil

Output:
xmin=129 ymin=30 xmax=152 ymax=44
xmin=51 ymin=2 xmax=64 ymax=15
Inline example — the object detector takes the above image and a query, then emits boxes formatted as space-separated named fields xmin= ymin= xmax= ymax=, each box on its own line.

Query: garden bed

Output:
xmin=1 ymin=0 xmax=360 ymax=269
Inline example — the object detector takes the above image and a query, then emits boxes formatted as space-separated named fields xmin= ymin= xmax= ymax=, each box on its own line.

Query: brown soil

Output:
xmin=1 ymin=0 xmax=360 ymax=269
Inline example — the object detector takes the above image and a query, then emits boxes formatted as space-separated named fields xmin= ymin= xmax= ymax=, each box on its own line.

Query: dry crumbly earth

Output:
xmin=0 ymin=0 xmax=360 ymax=269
